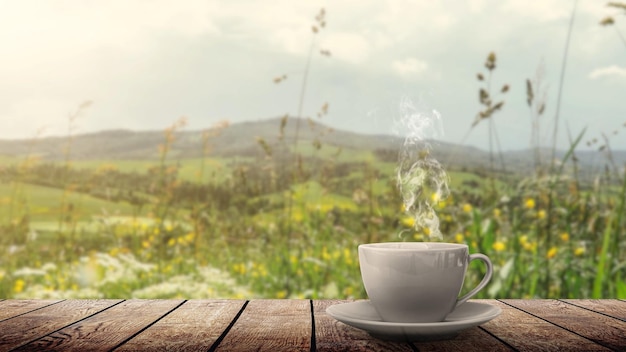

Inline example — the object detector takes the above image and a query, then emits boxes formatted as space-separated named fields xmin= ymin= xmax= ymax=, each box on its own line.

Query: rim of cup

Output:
xmin=359 ymin=242 xmax=468 ymax=252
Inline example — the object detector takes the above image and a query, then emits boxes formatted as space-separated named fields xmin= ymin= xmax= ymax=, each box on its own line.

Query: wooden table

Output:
xmin=0 ymin=299 xmax=624 ymax=351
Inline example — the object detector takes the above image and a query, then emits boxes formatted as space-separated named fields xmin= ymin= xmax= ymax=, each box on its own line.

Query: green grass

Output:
xmin=64 ymin=157 xmax=237 ymax=183
xmin=0 ymin=182 xmax=138 ymax=222
xmin=1 ymin=128 xmax=624 ymax=301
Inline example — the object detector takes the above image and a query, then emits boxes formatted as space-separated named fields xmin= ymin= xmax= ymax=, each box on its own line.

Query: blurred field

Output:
xmin=1 ymin=121 xmax=624 ymax=300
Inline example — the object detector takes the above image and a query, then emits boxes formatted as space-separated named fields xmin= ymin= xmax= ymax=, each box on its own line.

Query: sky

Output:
xmin=0 ymin=0 xmax=625 ymax=151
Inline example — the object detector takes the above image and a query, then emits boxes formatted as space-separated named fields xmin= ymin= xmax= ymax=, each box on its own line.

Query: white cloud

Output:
xmin=588 ymin=65 xmax=626 ymax=80
xmin=392 ymin=58 xmax=429 ymax=77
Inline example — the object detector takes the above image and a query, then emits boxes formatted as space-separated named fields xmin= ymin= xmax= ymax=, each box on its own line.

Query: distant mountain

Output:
xmin=0 ymin=117 xmax=402 ymax=160
xmin=0 ymin=117 xmax=624 ymax=176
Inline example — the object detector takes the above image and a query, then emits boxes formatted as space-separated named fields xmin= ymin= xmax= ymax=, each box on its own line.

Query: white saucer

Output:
xmin=326 ymin=301 xmax=501 ymax=341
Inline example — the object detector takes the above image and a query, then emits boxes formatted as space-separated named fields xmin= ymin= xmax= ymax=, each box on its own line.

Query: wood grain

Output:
xmin=214 ymin=299 xmax=311 ymax=352
xmin=0 ymin=299 xmax=62 ymax=321
xmin=412 ymin=324 xmax=512 ymax=351
xmin=498 ymin=299 xmax=619 ymax=351
xmin=114 ymin=299 xmax=246 ymax=352
xmin=0 ymin=299 xmax=122 ymax=352
xmin=1 ymin=299 xmax=623 ymax=351
xmin=561 ymin=299 xmax=626 ymax=321
xmin=314 ymin=300 xmax=415 ymax=352
xmin=12 ymin=299 xmax=183 ymax=352
xmin=475 ymin=300 xmax=610 ymax=351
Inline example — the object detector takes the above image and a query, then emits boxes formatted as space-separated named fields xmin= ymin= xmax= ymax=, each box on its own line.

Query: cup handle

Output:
xmin=456 ymin=253 xmax=493 ymax=308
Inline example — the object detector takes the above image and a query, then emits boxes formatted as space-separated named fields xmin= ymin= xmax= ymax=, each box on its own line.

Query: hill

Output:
xmin=0 ymin=117 xmax=624 ymax=175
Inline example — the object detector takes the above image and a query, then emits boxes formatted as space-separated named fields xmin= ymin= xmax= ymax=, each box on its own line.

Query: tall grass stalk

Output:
xmin=543 ymin=127 xmax=585 ymax=293
xmin=58 ymin=101 xmax=92 ymax=260
xmin=593 ymin=217 xmax=613 ymax=298
xmin=272 ymin=8 xmax=329 ymax=296
xmin=526 ymin=62 xmax=548 ymax=176
xmin=472 ymin=52 xmax=509 ymax=196
xmin=550 ymin=0 xmax=578 ymax=173
xmin=600 ymin=2 xmax=626 ymax=49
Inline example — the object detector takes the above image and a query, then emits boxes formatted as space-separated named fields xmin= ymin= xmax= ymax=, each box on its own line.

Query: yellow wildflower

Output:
xmin=546 ymin=247 xmax=557 ymax=259
xmin=259 ymin=264 xmax=268 ymax=277
xmin=14 ymin=279 xmax=25 ymax=293
xmin=560 ymin=233 xmax=570 ymax=242
xmin=537 ymin=210 xmax=546 ymax=219
xmin=167 ymin=238 xmax=176 ymax=247
xmin=525 ymin=198 xmax=535 ymax=209
xmin=233 ymin=263 xmax=246 ymax=275
xmin=455 ymin=233 xmax=464 ymax=243
xmin=574 ymin=247 xmax=585 ymax=256
xmin=290 ymin=255 xmax=298 ymax=265
xmin=493 ymin=208 xmax=501 ymax=218
xmin=492 ymin=241 xmax=506 ymax=252
xmin=402 ymin=216 xmax=415 ymax=228
xmin=343 ymin=248 xmax=353 ymax=265
xmin=276 ymin=290 xmax=287 ymax=299
xmin=518 ymin=236 xmax=536 ymax=252
xmin=322 ymin=247 xmax=331 ymax=261
xmin=523 ymin=242 xmax=536 ymax=252
xmin=462 ymin=203 xmax=473 ymax=213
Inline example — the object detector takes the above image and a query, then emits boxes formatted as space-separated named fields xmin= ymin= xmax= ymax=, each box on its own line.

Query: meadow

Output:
xmin=0 ymin=114 xmax=625 ymax=300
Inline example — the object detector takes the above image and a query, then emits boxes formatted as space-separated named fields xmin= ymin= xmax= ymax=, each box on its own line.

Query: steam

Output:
xmin=395 ymin=97 xmax=449 ymax=240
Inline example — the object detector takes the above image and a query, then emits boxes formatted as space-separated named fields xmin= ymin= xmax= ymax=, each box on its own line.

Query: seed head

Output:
xmin=600 ymin=16 xmax=615 ymax=26
xmin=526 ymin=79 xmax=534 ymax=106
xmin=485 ymin=52 xmax=496 ymax=71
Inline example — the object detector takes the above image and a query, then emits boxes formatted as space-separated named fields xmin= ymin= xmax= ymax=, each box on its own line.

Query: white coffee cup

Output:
xmin=358 ymin=242 xmax=493 ymax=323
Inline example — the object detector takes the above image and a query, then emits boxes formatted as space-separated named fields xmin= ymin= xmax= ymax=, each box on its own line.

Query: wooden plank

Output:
xmin=412 ymin=300 xmax=513 ymax=352
xmin=12 ymin=299 xmax=184 ymax=352
xmin=561 ymin=299 xmax=626 ymax=321
xmin=115 ymin=300 xmax=246 ymax=352
xmin=0 ymin=300 xmax=62 ymax=321
xmin=477 ymin=300 xmax=610 ymax=351
xmin=314 ymin=300 xmax=415 ymax=352
xmin=0 ymin=299 xmax=122 ymax=352
xmin=214 ymin=299 xmax=310 ymax=352
xmin=500 ymin=300 xmax=621 ymax=351
xmin=412 ymin=328 xmax=513 ymax=352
